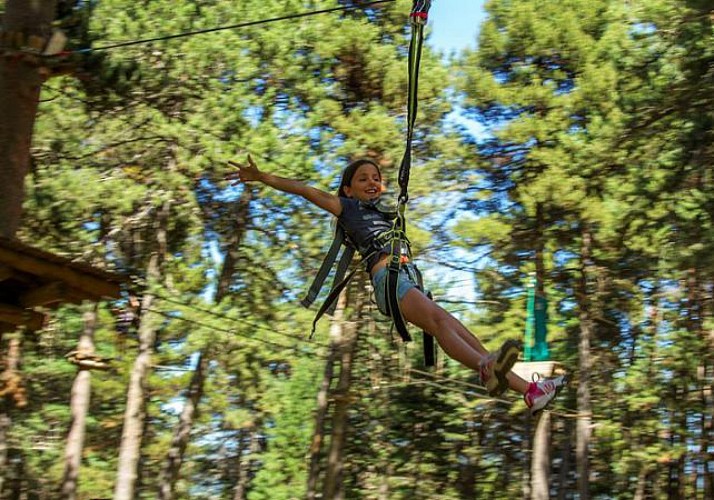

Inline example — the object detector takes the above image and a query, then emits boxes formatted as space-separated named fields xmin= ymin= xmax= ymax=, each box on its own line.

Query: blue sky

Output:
xmin=418 ymin=1 xmax=489 ymax=308
xmin=426 ymin=1 xmax=489 ymax=138
xmin=428 ymin=0 xmax=486 ymax=53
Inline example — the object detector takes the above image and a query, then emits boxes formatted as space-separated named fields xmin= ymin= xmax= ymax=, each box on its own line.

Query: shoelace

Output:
xmin=531 ymin=373 xmax=558 ymax=394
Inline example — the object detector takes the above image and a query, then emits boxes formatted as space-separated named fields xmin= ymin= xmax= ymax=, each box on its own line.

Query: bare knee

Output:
xmin=400 ymin=291 xmax=453 ymax=337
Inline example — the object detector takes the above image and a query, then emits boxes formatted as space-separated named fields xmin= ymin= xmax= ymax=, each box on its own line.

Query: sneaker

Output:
xmin=479 ymin=339 xmax=521 ymax=396
xmin=524 ymin=374 xmax=568 ymax=415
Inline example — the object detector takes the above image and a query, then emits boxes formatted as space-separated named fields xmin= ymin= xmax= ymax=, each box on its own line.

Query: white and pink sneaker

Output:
xmin=524 ymin=374 xmax=567 ymax=415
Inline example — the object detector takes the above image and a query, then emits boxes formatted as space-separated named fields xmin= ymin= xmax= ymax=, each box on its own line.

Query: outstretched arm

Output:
xmin=228 ymin=155 xmax=342 ymax=217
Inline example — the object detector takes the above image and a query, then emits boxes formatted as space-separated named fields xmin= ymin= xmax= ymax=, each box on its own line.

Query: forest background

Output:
xmin=1 ymin=0 xmax=713 ymax=499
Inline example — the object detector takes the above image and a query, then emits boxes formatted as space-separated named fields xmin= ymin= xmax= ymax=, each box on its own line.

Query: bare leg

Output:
xmin=399 ymin=288 xmax=488 ymax=371
xmin=399 ymin=288 xmax=530 ymax=394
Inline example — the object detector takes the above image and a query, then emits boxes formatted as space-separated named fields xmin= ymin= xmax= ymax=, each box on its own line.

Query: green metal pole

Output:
xmin=524 ymin=274 xmax=536 ymax=362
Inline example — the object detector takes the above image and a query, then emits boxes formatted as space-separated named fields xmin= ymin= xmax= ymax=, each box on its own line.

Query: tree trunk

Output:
xmin=114 ymin=201 xmax=169 ymax=500
xmin=157 ymin=352 xmax=207 ymax=500
xmin=522 ymin=414 xmax=531 ymax=499
xmin=677 ymin=404 xmax=687 ymax=499
xmin=576 ymin=227 xmax=593 ymax=500
xmin=0 ymin=331 xmax=25 ymax=496
xmin=306 ymin=292 xmax=347 ymax=499
xmin=113 ymin=276 xmax=158 ymax=500
xmin=306 ymin=302 xmax=343 ymax=499
xmin=704 ymin=357 xmax=714 ymax=500
xmin=707 ymin=285 xmax=714 ymax=500
xmin=0 ymin=0 xmax=56 ymax=238
xmin=60 ymin=305 xmax=98 ymax=500
xmin=216 ymin=188 xmax=253 ymax=301
xmin=232 ymin=428 xmax=260 ymax=500
xmin=156 ymin=186 xmax=253 ymax=498
xmin=634 ymin=465 xmax=650 ymax=500
xmin=555 ymin=420 xmax=572 ymax=500
xmin=531 ymin=411 xmax=552 ymax=500
xmin=698 ymin=276 xmax=713 ymax=499
xmin=322 ymin=276 xmax=364 ymax=500
xmin=0 ymin=409 xmax=7 ymax=496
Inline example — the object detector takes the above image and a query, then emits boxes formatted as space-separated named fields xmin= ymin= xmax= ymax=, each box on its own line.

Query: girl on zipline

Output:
xmin=228 ymin=155 xmax=566 ymax=414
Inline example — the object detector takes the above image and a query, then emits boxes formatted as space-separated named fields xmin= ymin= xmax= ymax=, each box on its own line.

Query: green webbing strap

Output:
xmin=301 ymin=225 xmax=347 ymax=309
xmin=396 ymin=0 xmax=429 ymax=205
xmin=327 ymin=245 xmax=355 ymax=315
xmin=385 ymin=206 xmax=412 ymax=343
xmin=307 ymin=249 xmax=374 ymax=339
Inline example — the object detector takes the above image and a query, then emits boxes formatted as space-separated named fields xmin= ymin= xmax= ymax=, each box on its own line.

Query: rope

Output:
xmin=408 ymin=367 xmax=514 ymax=405
xmin=383 ymin=0 xmax=432 ymax=360
xmin=146 ymin=306 xmax=328 ymax=359
xmin=69 ymin=0 xmax=396 ymax=54
xmin=395 ymin=0 xmax=431 ymax=206
xmin=154 ymin=293 xmax=311 ymax=344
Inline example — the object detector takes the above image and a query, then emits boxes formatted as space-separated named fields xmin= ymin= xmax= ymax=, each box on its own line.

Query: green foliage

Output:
xmin=248 ymin=358 xmax=320 ymax=500
xmin=454 ymin=0 xmax=714 ymax=496
xmin=7 ymin=0 xmax=714 ymax=498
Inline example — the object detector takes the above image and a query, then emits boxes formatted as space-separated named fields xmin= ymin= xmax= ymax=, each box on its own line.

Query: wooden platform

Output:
xmin=0 ymin=236 xmax=125 ymax=332
xmin=512 ymin=360 xmax=565 ymax=381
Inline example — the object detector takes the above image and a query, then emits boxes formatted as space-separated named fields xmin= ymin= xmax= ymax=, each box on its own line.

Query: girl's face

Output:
xmin=342 ymin=164 xmax=383 ymax=202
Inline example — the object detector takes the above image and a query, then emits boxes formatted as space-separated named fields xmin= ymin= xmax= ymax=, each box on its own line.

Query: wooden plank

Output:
xmin=19 ymin=282 xmax=88 ymax=308
xmin=512 ymin=361 xmax=563 ymax=381
xmin=0 ymin=304 xmax=45 ymax=330
xmin=0 ymin=247 xmax=121 ymax=299
xmin=0 ymin=264 xmax=36 ymax=284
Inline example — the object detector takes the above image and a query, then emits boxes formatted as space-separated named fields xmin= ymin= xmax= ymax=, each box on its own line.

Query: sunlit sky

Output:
xmin=428 ymin=0 xmax=486 ymax=53
xmin=422 ymin=1 xmax=489 ymax=308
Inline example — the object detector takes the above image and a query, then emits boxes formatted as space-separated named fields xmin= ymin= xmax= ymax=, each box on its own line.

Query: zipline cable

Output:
xmin=70 ymin=0 xmax=397 ymax=54
xmin=147 ymin=300 xmax=525 ymax=407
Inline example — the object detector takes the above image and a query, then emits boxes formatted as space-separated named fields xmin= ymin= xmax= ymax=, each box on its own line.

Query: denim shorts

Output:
xmin=372 ymin=265 xmax=419 ymax=316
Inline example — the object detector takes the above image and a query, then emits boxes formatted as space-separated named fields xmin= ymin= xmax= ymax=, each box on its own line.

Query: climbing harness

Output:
xmin=301 ymin=196 xmax=392 ymax=337
xmin=385 ymin=0 xmax=434 ymax=363
xmin=302 ymin=1 xmax=435 ymax=366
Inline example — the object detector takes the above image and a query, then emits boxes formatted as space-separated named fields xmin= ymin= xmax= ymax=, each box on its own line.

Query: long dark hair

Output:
xmin=337 ymin=158 xmax=382 ymax=198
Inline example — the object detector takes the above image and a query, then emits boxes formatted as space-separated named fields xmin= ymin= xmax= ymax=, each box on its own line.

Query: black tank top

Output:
xmin=338 ymin=197 xmax=395 ymax=269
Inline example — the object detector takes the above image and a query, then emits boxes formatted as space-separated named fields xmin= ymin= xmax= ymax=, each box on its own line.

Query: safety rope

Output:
xmin=385 ymin=0 xmax=432 ymax=358
xmin=396 ymin=0 xmax=431 ymax=207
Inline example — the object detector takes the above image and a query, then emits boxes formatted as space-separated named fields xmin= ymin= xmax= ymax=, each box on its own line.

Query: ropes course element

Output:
xmin=154 ymin=293 xmax=312 ymax=345
xmin=409 ymin=368 xmax=589 ymax=417
xmin=408 ymin=367 xmax=513 ymax=405
xmin=68 ymin=0 xmax=396 ymax=54
xmin=146 ymin=306 xmax=328 ymax=359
